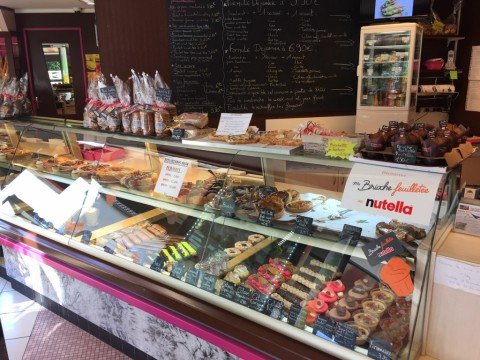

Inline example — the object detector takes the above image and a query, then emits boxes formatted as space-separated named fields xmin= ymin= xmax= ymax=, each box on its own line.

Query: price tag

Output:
xmin=171 ymin=128 xmax=185 ymax=140
xmin=199 ymin=272 xmax=217 ymax=293
xmin=257 ymin=185 xmax=277 ymax=200
xmin=449 ymin=70 xmax=458 ymax=80
xmin=439 ymin=120 xmax=448 ymax=129
xmin=264 ymin=298 xmax=284 ymax=319
xmin=362 ymin=232 xmax=404 ymax=267
xmin=294 ymin=215 xmax=313 ymax=235
xmin=343 ymin=224 xmax=363 ymax=238
xmin=258 ymin=208 xmax=275 ymax=227
xmin=389 ymin=121 xmax=398 ymax=130
xmin=287 ymin=304 xmax=306 ymax=329
xmin=155 ymin=88 xmax=172 ymax=102
xmin=81 ymin=230 xmax=92 ymax=245
xmin=233 ymin=285 xmax=253 ymax=307
xmin=216 ymin=113 xmax=252 ymax=136
xmin=219 ymin=281 xmax=236 ymax=300
xmin=313 ymin=317 xmax=336 ymax=340
xmin=170 ymin=262 xmax=186 ymax=280
xmin=394 ymin=144 xmax=418 ymax=165
xmin=220 ymin=198 xmax=236 ymax=218
xmin=368 ymin=337 xmax=394 ymax=360
xmin=154 ymin=156 xmax=190 ymax=198
xmin=249 ymin=291 xmax=270 ymax=313
xmin=333 ymin=322 xmax=357 ymax=350
xmin=100 ymin=86 xmax=118 ymax=99
xmin=104 ymin=239 xmax=117 ymax=254
xmin=326 ymin=139 xmax=356 ymax=159
xmin=150 ymin=256 xmax=165 ymax=272
xmin=185 ymin=268 xmax=200 ymax=286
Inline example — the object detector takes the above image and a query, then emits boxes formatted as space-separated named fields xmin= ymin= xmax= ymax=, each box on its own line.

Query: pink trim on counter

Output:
xmin=0 ymin=236 xmax=269 ymax=360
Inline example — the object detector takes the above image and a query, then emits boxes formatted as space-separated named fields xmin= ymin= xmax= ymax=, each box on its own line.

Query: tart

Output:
xmin=345 ymin=322 xmax=370 ymax=345
xmin=257 ymin=196 xmax=285 ymax=219
xmin=371 ymin=289 xmax=396 ymax=306
xmin=362 ymin=299 xmax=387 ymax=318
xmin=285 ymin=200 xmax=313 ymax=213
xmin=58 ymin=159 xmax=84 ymax=172
xmin=72 ymin=164 xmax=109 ymax=178
xmin=354 ymin=277 xmax=376 ymax=291
xmin=275 ymin=191 xmax=292 ymax=205
xmin=348 ymin=286 xmax=368 ymax=301
xmin=318 ymin=288 xmax=338 ymax=303
xmin=285 ymin=189 xmax=300 ymax=201
xmin=327 ymin=305 xmax=351 ymax=322
xmin=120 ymin=171 xmax=159 ymax=192
xmin=338 ymin=296 xmax=360 ymax=311
xmin=353 ymin=312 xmax=379 ymax=332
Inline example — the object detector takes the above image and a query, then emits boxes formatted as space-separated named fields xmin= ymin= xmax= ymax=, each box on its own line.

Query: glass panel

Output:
xmin=42 ymin=43 xmax=76 ymax=116
xmin=361 ymin=31 xmax=411 ymax=108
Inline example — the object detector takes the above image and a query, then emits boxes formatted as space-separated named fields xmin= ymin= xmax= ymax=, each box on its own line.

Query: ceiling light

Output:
xmin=79 ymin=0 xmax=95 ymax=6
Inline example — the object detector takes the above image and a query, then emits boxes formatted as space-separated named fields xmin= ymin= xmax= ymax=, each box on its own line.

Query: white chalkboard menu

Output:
xmin=167 ymin=1 xmax=359 ymax=115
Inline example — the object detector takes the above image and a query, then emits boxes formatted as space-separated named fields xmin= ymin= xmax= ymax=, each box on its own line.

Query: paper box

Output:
xmin=454 ymin=199 xmax=480 ymax=236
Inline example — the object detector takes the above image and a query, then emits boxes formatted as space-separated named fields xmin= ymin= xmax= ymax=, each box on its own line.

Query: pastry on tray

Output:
xmin=257 ymin=195 xmax=285 ymax=219
xmin=120 ymin=170 xmax=159 ymax=191
xmin=285 ymin=200 xmax=313 ymax=213
xmin=94 ymin=166 xmax=132 ymax=183
xmin=259 ymin=130 xmax=302 ymax=146
xmin=72 ymin=163 xmax=110 ymax=178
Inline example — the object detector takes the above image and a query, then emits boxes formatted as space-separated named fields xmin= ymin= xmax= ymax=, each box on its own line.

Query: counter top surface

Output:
xmin=438 ymin=231 xmax=480 ymax=264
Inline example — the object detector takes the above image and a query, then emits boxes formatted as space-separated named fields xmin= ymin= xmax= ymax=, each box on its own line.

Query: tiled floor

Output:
xmin=0 ymin=277 xmax=131 ymax=360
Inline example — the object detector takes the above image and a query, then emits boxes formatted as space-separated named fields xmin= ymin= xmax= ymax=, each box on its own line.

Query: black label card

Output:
xmin=313 ymin=317 xmax=337 ymax=340
xmin=342 ymin=224 xmax=363 ymax=237
xmin=104 ymin=239 xmax=117 ymax=254
xmin=100 ymin=86 xmax=118 ymax=99
xmin=249 ymin=291 xmax=270 ymax=313
xmin=219 ymin=281 xmax=236 ymax=300
xmin=362 ymin=232 xmax=404 ymax=267
xmin=264 ymin=298 xmax=284 ymax=319
xmin=294 ymin=215 xmax=314 ymax=235
xmin=389 ymin=121 xmax=398 ymax=129
xmin=155 ymin=88 xmax=173 ymax=102
xmin=220 ymin=198 xmax=236 ymax=218
xmin=394 ymin=144 xmax=418 ymax=165
xmin=150 ymin=256 xmax=165 ymax=272
xmin=368 ymin=337 xmax=394 ymax=360
xmin=287 ymin=304 xmax=306 ymax=328
xmin=171 ymin=128 xmax=185 ymax=140
xmin=257 ymin=186 xmax=277 ymax=199
xmin=170 ymin=262 xmax=186 ymax=280
xmin=439 ymin=119 xmax=448 ymax=129
xmin=333 ymin=323 xmax=357 ymax=350
xmin=185 ymin=268 xmax=200 ymax=286
xmin=104 ymin=246 xmax=115 ymax=255
xmin=233 ymin=285 xmax=253 ymax=307
xmin=258 ymin=208 xmax=275 ymax=227
xmin=81 ymin=231 xmax=92 ymax=245
xmin=199 ymin=272 xmax=217 ymax=293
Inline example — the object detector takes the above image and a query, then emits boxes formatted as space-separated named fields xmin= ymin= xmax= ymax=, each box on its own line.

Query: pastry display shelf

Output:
xmin=10 ymin=162 xmax=366 ymax=259
xmin=4 ymin=118 xmax=354 ymax=169
xmin=362 ymin=75 xmax=408 ymax=79
xmin=364 ymin=45 xmax=411 ymax=50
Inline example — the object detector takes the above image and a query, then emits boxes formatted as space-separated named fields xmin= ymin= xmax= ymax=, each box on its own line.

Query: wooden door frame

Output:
xmin=23 ymin=27 xmax=87 ymax=115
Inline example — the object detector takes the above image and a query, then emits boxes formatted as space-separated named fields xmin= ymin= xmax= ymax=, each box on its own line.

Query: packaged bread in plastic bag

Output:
xmin=112 ymin=74 xmax=132 ymax=134
xmin=174 ymin=112 xmax=209 ymax=129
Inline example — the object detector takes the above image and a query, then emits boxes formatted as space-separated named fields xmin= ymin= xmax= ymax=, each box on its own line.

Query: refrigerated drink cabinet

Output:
xmin=355 ymin=23 xmax=423 ymax=133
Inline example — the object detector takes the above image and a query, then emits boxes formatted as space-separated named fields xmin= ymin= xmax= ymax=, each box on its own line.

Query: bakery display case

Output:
xmin=0 ymin=117 xmax=459 ymax=360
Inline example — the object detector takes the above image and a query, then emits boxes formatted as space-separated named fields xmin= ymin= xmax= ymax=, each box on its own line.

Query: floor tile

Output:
xmin=2 ymin=281 xmax=12 ymax=292
xmin=1 ymin=308 xmax=40 ymax=339
xmin=0 ymin=278 xmax=6 ymax=292
xmin=0 ymin=290 xmax=34 ymax=314
xmin=5 ymin=337 xmax=30 ymax=360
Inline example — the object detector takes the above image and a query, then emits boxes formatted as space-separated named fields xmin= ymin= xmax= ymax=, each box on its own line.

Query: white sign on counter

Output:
xmin=434 ymin=256 xmax=480 ymax=297
xmin=341 ymin=163 xmax=443 ymax=226
xmin=215 ymin=113 xmax=252 ymax=135
xmin=154 ymin=156 xmax=190 ymax=198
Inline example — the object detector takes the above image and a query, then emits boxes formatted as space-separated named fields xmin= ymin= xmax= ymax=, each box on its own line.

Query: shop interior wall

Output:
xmin=15 ymin=13 xmax=98 ymax=75
xmin=450 ymin=0 xmax=480 ymax=135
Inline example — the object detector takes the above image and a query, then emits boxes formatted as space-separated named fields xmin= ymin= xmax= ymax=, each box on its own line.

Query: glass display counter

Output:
xmin=0 ymin=117 xmax=459 ymax=359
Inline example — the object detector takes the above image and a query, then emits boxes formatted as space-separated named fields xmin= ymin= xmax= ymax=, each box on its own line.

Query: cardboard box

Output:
xmin=461 ymin=151 xmax=480 ymax=186
xmin=454 ymin=198 xmax=480 ymax=236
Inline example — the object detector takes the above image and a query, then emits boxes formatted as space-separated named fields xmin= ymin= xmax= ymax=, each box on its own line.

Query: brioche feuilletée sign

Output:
xmin=341 ymin=163 xmax=443 ymax=226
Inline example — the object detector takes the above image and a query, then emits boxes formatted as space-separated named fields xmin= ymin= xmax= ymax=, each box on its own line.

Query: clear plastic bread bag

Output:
xmin=98 ymin=75 xmax=121 ymax=132
xmin=112 ymin=74 xmax=132 ymax=134
xmin=84 ymin=73 xmax=102 ymax=129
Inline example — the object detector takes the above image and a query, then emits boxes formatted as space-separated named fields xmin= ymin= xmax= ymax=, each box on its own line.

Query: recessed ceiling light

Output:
xmin=79 ymin=0 xmax=95 ymax=5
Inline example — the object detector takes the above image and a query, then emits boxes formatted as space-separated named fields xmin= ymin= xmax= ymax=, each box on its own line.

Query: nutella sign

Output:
xmin=341 ymin=164 xmax=443 ymax=226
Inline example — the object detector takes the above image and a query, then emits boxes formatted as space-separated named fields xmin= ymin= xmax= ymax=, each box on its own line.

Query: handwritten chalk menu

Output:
xmin=362 ymin=232 xmax=403 ymax=267
xmin=333 ymin=322 xmax=357 ymax=350
xmin=167 ymin=1 xmax=359 ymax=115
xmin=154 ymin=157 xmax=190 ymax=198
xmin=313 ymin=317 xmax=336 ymax=340
xmin=394 ymin=144 xmax=418 ymax=165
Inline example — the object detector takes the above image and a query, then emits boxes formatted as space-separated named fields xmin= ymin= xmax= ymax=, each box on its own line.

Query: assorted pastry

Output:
xmin=376 ymin=219 xmax=427 ymax=243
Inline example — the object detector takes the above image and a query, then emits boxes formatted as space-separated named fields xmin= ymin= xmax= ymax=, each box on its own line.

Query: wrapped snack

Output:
xmin=83 ymin=73 xmax=103 ymax=129
xmin=131 ymin=70 xmax=156 ymax=136
xmin=154 ymin=70 xmax=177 ymax=119
xmin=112 ymin=74 xmax=132 ymax=134
xmin=98 ymin=75 xmax=121 ymax=132
xmin=174 ymin=112 xmax=208 ymax=129
xmin=0 ymin=78 xmax=16 ymax=119
xmin=18 ymin=73 xmax=31 ymax=116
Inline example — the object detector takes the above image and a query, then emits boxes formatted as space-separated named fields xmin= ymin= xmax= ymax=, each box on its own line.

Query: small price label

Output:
xmin=264 ymin=298 xmax=284 ymax=320
xmin=150 ymin=256 xmax=165 ymax=272
xmin=333 ymin=323 xmax=357 ymax=350
xmin=171 ymin=128 xmax=185 ymax=140
xmin=394 ymin=144 xmax=418 ymax=165
xmin=313 ymin=317 xmax=337 ymax=340
xmin=258 ymin=208 xmax=275 ymax=227
xmin=104 ymin=239 xmax=117 ymax=254
xmin=287 ymin=304 xmax=306 ymax=329
xmin=220 ymin=198 xmax=236 ymax=218
xmin=219 ymin=281 xmax=236 ymax=300
xmin=185 ymin=268 xmax=200 ymax=286
xmin=233 ymin=285 xmax=252 ymax=307
xmin=368 ymin=337 xmax=394 ymax=360
xmin=81 ymin=230 xmax=92 ymax=245
xmin=199 ymin=272 xmax=217 ymax=293
xmin=100 ymin=86 xmax=118 ymax=99
xmin=294 ymin=215 xmax=313 ymax=235
xmin=249 ymin=291 xmax=270 ymax=313
xmin=155 ymin=88 xmax=172 ymax=102
xmin=449 ymin=70 xmax=458 ymax=80
xmin=170 ymin=262 xmax=186 ymax=280
xmin=362 ymin=232 xmax=404 ymax=267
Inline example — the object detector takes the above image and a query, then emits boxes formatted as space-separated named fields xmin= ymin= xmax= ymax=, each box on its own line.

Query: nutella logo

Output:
xmin=365 ymin=199 xmax=413 ymax=215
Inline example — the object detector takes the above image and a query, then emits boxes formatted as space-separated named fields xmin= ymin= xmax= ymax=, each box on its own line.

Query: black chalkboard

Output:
xmin=199 ymin=272 xmax=217 ymax=293
xmin=185 ymin=268 xmax=200 ymax=286
xmin=150 ymin=256 xmax=165 ymax=272
xmin=220 ymin=198 xmax=237 ymax=218
xmin=233 ymin=285 xmax=253 ymax=307
xmin=249 ymin=291 xmax=270 ymax=313
xmin=100 ymin=86 xmax=118 ymax=99
xmin=81 ymin=231 xmax=92 ymax=245
xmin=170 ymin=262 xmax=186 ymax=280
xmin=167 ymin=1 xmax=359 ymax=115
xmin=368 ymin=337 xmax=393 ymax=360
xmin=287 ymin=304 xmax=306 ymax=329
xmin=333 ymin=323 xmax=357 ymax=350
xmin=313 ymin=317 xmax=337 ymax=340
xmin=171 ymin=128 xmax=185 ymax=141
xmin=104 ymin=239 xmax=117 ymax=254
xmin=362 ymin=231 xmax=404 ymax=267
xmin=394 ymin=144 xmax=418 ymax=165
xmin=294 ymin=215 xmax=314 ymax=235
xmin=219 ymin=281 xmax=236 ymax=300
xmin=258 ymin=208 xmax=275 ymax=227
xmin=264 ymin=298 xmax=284 ymax=319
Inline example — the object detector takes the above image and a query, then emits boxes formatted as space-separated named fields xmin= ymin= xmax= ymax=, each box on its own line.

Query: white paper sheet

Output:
xmin=466 ymin=80 xmax=480 ymax=112
xmin=154 ymin=156 xmax=190 ymax=197
xmin=216 ymin=113 xmax=252 ymax=136
xmin=468 ymin=46 xmax=480 ymax=81
xmin=434 ymin=255 xmax=480 ymax=296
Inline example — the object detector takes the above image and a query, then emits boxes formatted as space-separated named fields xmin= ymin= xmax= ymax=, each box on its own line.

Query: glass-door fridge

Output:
xmin=355 ymin=23 xmax=423 ymax=133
